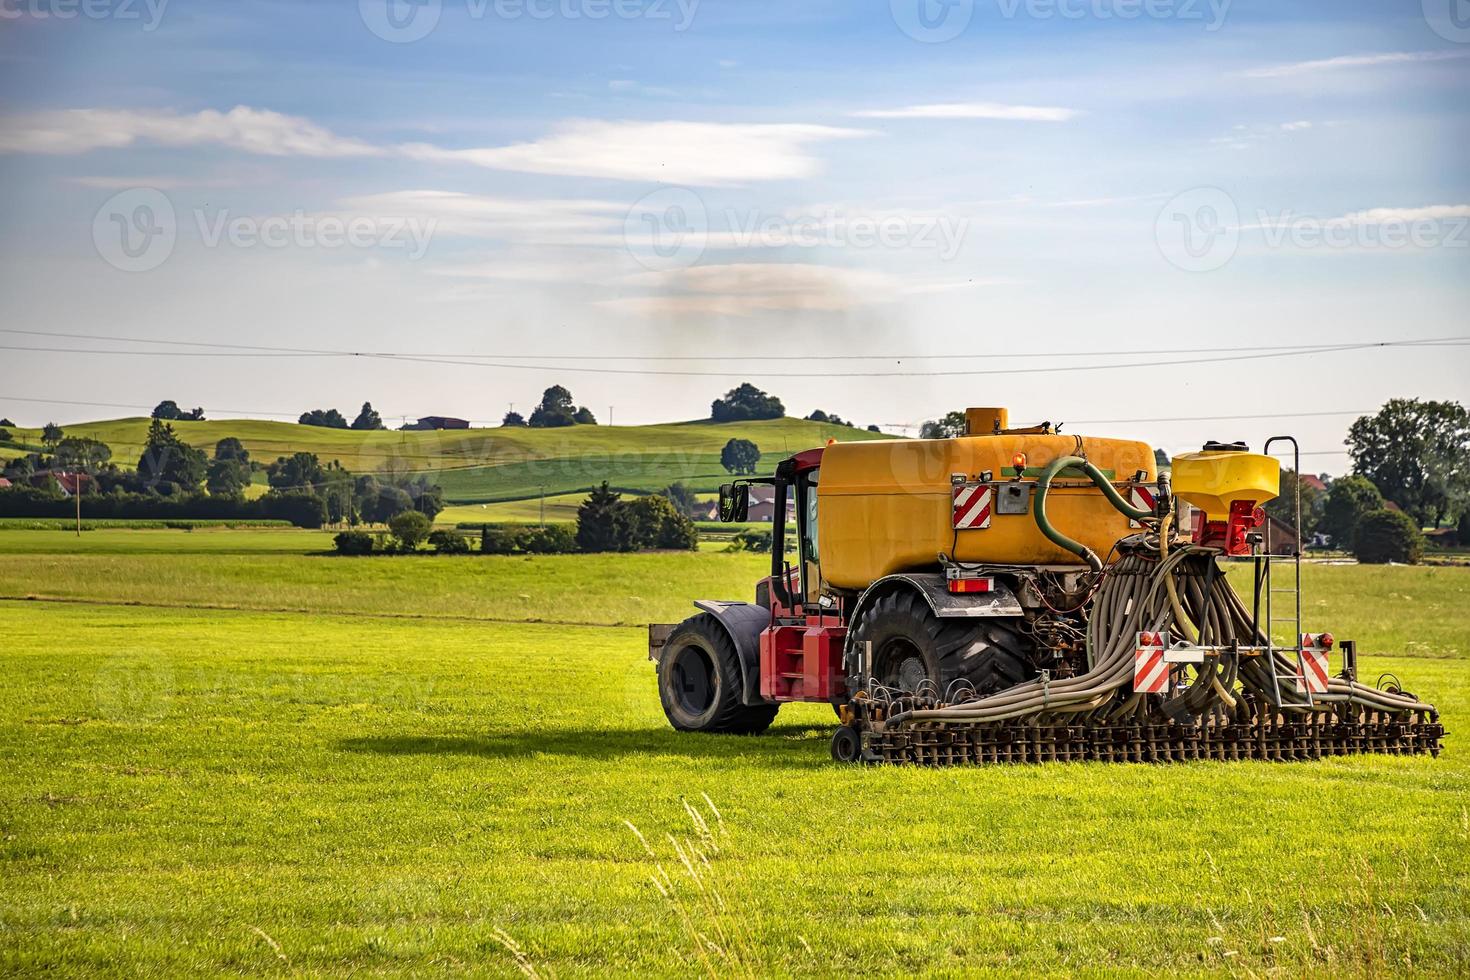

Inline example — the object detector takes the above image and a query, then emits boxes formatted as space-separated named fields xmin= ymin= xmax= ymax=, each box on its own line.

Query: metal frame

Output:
xmin=1260 ymin=435 xmax=1304 ymax=706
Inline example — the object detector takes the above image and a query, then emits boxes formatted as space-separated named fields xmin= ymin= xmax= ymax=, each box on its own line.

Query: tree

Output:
xmin=1353 ymin=509 xmax=1424 ymax=565
xmin=268 ymin=452 xmax=326 ymax=491
xmin=1348 ymin=399 xmax=1470 ymax=526
xmin=153 ymin=400 xmax=203 ymax=420
xmin=389 ymin=510 xmax=432 ymax=551
xmin=0 ymin=429 xmax=10 ymax=444
xmin=920 ymin=411 xmax=966 ymax=440
xmin=1264 ymin=470 xmax=1323 ymax=536
xmin=206 ymin=457 xmax=249 ymax=498
xmin=624 ymin=494 xmax=698 ymax=551
xmin=52 ymin=437 xmax=112 ymax=472
xmin=214 ymin=437 xmax=250 ymax=464
xmin=41 ymin=422 xmax=63 ymax=449
xmin=866 ymin=425 xmax=881 ymax=433
xmin=1320 ymin=475 xmax=1384 ymax=548
xmin=502 ymin=411 xmax=527 ymax=427
xmin=720 ymin=438 xmax=761 ymax=475
xmin=298 ymin=408 xmax=349 ymax=429
xmin=576 ymin=482 xmax=628 ymax=552
xmin=806 ymin=409 xmax=851 ymax=426
xmin=351 ymin=402 xmax=386 ymax=431
xmin=529 ymin=385 xmax=577 ymax=428
xmin=1459 ymin=510 xmax=1470 ymax=548
xmin=136 ymin=419 xmax=207 ymax=491
xmin=711 ymin=383 xmax=784 ymax=422
xmin=573 ymin=406 xmax=597 ymax=425
xmin=662 ymin=482 xmax=700 ymax=518
xmin=0 ymin=418 xmax=13 ymax=427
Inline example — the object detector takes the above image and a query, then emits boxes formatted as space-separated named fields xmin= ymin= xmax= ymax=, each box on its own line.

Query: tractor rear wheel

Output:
xmin=850 ymin=590 xmax=1031 ymax=698
xmin=658 ymin=613 xmax=779 ymax=734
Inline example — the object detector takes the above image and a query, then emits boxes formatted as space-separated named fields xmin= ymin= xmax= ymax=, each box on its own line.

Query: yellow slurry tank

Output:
xmin=816 ymin=409 xmax=1157 ymax=590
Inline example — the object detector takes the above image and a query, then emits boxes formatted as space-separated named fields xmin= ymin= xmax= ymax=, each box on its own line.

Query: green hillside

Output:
xmin=6 ymin=416 xmax=890 ymax=504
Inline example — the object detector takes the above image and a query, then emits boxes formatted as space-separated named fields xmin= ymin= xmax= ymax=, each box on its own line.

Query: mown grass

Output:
xmin=2 ymin=599 xmax=1466 ymax=976
xmin=1 ymin=531 xmax=1467 ymax=975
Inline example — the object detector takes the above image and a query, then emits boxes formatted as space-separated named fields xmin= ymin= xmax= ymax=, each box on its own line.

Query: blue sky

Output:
xmin=1 ymin=0 xmax=1466 ymax=467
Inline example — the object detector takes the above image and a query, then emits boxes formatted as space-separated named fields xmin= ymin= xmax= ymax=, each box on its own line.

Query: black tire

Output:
xmin=657 ymin=613 xmax=779 ymax=734
xmin=830 ymin=725 xmax=861 ymax=763
xmin=849 ymin=590 xmax=1032 ymax=697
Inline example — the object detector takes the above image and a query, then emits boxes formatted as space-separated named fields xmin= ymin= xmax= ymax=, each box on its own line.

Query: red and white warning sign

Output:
xmin=1133 ymin=631 xmax=1170 ymax=694
xmin=1129 ymin=484 xmax=1159 ymax=528
xmin=1295 ymin=633 xmax=1332 ymax=695
xmin=952 ymin=484 xmax=993 ymax=530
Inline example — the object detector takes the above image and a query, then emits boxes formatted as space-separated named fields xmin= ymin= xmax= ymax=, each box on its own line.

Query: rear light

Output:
xmin=947 ymin=576 xmax=994 ymax=594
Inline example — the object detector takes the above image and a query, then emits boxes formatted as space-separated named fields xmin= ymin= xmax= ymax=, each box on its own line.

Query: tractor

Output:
xmin=648 ymin=408 xmax=1441 ymax=764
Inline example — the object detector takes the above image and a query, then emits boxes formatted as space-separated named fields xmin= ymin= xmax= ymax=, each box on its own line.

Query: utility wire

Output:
xmin=0 ymin=331 xmax=1464 ymax=378
xmin=3 ymin=326 xmax=1466 ymax=361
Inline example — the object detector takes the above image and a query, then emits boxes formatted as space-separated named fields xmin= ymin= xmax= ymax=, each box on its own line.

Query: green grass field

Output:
xmin=2 ymin=530 xmax=1466 ymax=975
xmin=9 ymin=416 xmax=883 ymax=504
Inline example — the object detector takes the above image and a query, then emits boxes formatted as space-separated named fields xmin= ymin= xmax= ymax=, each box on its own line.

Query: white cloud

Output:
xmin=850 ymin=102 xmax=1078 ymax=122
xmin=1242 ymin=50 xmax=1469 ymax=79
xmin=1280 ymin=120 xmax=1313 ymax=132
xmin=0 ymin=106 xmax=382 ymax=157
xmin=1 ymin=107 xmax=866 ymax=186
xmin=336 ymin=190 xmax=625 ymax=243
xmin=1335 ymin=204 xmax=1470 ymax=224
xmin=402 ymin=120 xmax=870 ymax=185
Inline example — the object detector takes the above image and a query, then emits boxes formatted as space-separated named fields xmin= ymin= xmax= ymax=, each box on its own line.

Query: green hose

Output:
xmin=1033 ymin=455 xmax=1155 ymax=572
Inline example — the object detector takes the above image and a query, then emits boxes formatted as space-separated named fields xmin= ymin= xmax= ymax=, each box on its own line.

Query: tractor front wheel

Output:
xmin=657 ymin=613 xmax=779 ymax=734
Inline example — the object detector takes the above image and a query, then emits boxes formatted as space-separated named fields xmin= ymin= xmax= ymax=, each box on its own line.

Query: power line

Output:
xmin=5 ymin=326 xmax=1467 ymax=361
xmin=0 ymin=331 xmax=1464 ymax=379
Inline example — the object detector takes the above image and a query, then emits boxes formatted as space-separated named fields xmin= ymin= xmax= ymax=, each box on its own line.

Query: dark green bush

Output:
xmin=1458 ymin=510 xmax=1470 ymax=548
xmin=1353 ymin=509 xmax=1424 ymax=565
xmin=428 ymin=529 xmax=472 ymax=555
xmin=521 ymin=523 xmax=577 ymax=554
xmin=729 ymin=528 xmax=772 ymax=553
xmin=389 ymin=510 xmax=432 ymax=551
xmin=334 ymin=530 xmax=376 ymax=556
xmin=480 ymin=526 xmax=524 ymax=555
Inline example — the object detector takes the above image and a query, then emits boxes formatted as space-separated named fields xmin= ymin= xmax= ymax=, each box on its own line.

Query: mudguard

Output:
xmin=691 ymin=600 xmax=769 ymax=706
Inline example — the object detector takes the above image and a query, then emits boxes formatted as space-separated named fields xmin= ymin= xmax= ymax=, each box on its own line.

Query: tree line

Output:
xmin=0 ymin=419 xmax=443 ymax=529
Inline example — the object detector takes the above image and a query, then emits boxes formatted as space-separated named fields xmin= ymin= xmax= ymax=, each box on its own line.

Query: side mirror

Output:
xmin=718 ymin=483 xmax=750 ymax=523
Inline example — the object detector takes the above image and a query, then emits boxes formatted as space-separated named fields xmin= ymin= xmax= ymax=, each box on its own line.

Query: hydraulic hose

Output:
xmin=1033 ymin=455 xmax=1154 ymax=572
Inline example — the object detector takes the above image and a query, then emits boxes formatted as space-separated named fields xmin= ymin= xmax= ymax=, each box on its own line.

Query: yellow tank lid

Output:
xmin=1171 ymin=447 xmax=1279 ymax=518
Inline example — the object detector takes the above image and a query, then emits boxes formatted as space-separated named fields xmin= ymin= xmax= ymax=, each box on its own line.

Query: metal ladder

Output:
xmin=1262 ymin=435 xmax=1304 ymax=704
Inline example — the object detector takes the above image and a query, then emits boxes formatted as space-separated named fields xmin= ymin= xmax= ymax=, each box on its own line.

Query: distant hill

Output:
xmin=5 ymin=416 xmax=891 ymax=504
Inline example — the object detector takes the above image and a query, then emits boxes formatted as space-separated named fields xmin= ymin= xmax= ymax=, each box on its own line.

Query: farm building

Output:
xmin=402 ymin=416 xmax=471 ymax=431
